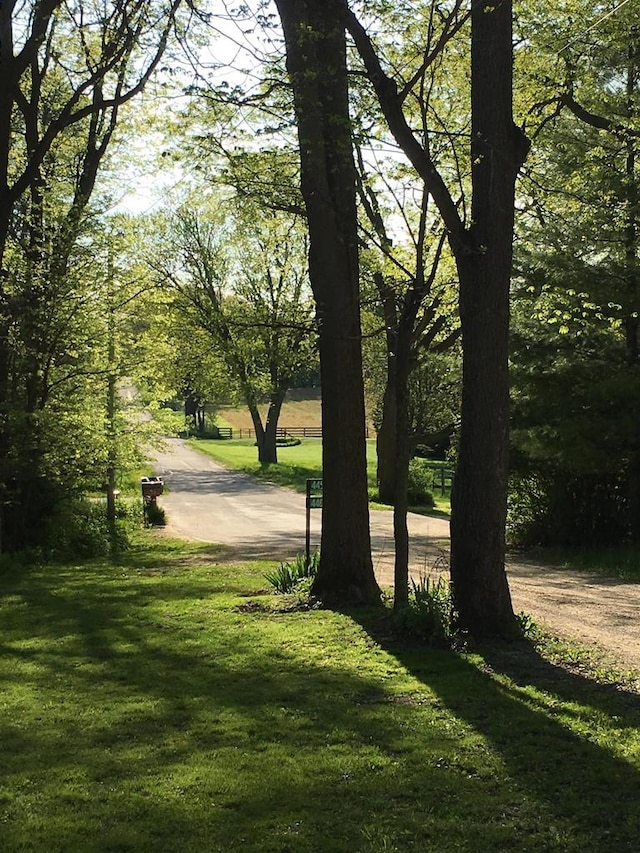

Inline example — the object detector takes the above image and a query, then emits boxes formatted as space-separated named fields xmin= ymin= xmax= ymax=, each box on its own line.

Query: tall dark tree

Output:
xmin=342 ymin=0 xmax=528 ymax=635
xmin=273 ymin=0 xmax=381 ymax=605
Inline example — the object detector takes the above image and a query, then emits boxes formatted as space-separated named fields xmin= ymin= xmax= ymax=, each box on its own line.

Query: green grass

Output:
xmin=1 ymin=536 xmax=639 ymax=852
xmin=190 ymin=437 xmax=451 ymax=514
xmin=531 ymin=545 xmax=640 ymax=583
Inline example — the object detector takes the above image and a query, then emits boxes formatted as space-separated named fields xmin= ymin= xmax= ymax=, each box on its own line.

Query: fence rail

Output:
xmin=421 ymin=463 xmax=454 ymax=496
xmin=212 ymin=425 xmax=378 ymax=440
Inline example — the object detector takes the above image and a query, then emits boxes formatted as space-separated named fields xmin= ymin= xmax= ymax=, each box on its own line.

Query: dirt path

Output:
xmin=152 ymin=438 xmax=640 ymax=673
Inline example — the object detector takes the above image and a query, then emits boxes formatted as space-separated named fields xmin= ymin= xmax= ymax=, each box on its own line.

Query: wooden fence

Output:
xmin=421 ymin=463 xmax=454 ymax=496
xmin=227 ymin=426 xmax=371 ymax=439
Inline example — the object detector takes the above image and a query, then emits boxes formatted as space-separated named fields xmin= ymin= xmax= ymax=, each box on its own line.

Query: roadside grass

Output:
xmin=1 ymin=534 xmax=639 ymax=852
xmin=532 ymin=546 xmax=640 ymax=583
xmin=190 ymin=437 xmax=451 ymax=514
xmin=190 ymin=437 xmax=379 ymax=496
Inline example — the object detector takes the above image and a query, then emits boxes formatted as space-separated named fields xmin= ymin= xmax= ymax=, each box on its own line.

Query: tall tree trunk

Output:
xmin=392 ymin=332 xmax=412 ymax=610
xmin=248 ymin=402 xmax=276 ymax=465
xmin=342 ymin=2 xmax=525 ymax=635
xmin=449 ymin=0 xmax=526 ymax=638
xmin=274 ymin=0 xmax=380 ymax=605
xmin=375 ymin=274 xmax=399 ymax=505
xmin=263 ymin=392 xmax=286 ymax=465
xmin=624 ymin=45 xmax=640 ymax=541
xmin=377 ymin=369 xmax=398 ymax=505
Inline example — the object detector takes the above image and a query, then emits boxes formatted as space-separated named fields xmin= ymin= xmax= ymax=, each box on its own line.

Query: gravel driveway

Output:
xmin=152 ymin=438 xmax=640 ymax=672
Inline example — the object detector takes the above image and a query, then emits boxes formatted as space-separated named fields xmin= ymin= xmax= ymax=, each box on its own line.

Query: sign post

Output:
xmin=305 ymin=478 xmax=323 ymax=567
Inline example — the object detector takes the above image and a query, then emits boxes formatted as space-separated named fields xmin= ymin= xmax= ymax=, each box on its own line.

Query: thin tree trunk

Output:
xmin=393 ymin=334 xmax=412 ymax=610
xmin=377 ymin=360 xmax=398 ymax=505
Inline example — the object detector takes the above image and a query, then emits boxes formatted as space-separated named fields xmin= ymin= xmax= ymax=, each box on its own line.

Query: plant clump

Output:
xmin=264 ymin=551 xmax=320 ymax=594
xmin=393 ymin=575 xmax=457 ymax=645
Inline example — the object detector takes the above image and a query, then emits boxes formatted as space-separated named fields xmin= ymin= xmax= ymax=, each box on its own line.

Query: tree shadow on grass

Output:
xmin=2 ymin=557 xmax=640 ymax=852
xmin=352 ymin=607 xmax=640 ymax=851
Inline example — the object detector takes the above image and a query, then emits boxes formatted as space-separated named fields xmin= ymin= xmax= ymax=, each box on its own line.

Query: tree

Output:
xmin=158 ymin=204 xmax=316 ymax=464
xmin=341 ymin=0 xmax=528 ymax=635
xmin=0 ymin=0 xmax=185 ymax=550
xmin=355 ymin=160 xmax=459 ymax=607
xmin=509 ymin=2 xmax=640 ymax=547
xmin=274 ymin=0 xmax=381 ymax=605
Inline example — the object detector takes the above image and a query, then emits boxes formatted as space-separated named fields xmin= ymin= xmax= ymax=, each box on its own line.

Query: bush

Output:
xmin=42 ymin=499 xmax=141 ymax=560
xmin=407 ymin=459 xmax=435 ymax=508
xmin=394 ymin=575 xmax=457 ymax=645
xmin=507 ymin=468 xmax=628 ymax=548
xmin=276 ymin=436 xmax=302 ymax=447
xmin=144 ymin=501 xmax=167 ymax=527
xmin=265 ymin=552 xmax=320 ymax=594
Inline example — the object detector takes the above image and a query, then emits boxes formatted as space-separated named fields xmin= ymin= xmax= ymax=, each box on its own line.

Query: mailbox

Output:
xmin=141 ymin=476 xmax=164 ymax=499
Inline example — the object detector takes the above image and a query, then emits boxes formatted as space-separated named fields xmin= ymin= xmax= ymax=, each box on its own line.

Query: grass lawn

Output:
xmin=532 ymin=545 xmax=640 ymax=584
xmin=1 ymin=536 xmax=640 ymax=852
xmin=189 ymin=437 xmax=451 ymax=515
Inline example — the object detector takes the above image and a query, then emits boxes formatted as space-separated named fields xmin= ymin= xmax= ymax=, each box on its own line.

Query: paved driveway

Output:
xmin=152 ymin=438 xmax=640 ymax=672
xmin=151 ymin=438 xmax=450 ymax=576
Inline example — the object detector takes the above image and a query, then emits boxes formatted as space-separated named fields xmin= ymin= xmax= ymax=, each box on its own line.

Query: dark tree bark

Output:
xmin=448 ymin=0 xmax=527 ymax=637
xmin=343 ymin=0 xmax=527 ymax=635
xmin=274 ymin=0 xmax=381 ymax=605
xmin=392 ymin=331 xmax=412 ymax=610
xmin=375 ymin=276 xmax=400 ymax=506
xmin=248 ymin=391 xmax=285 ymax=465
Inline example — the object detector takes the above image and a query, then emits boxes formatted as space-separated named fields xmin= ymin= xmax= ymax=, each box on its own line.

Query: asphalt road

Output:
xmin=151 ymin=438 xmax=450 ymax=577
xmin=152 ymin=438 xmax=640 ymax=673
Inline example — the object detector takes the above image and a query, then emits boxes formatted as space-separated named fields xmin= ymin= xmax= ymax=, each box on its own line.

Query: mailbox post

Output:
xmin=141 ymin=476 xmax=164 ymax=525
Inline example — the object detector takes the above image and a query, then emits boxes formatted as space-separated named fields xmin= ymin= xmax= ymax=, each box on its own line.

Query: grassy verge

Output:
xmin=1 ymin=537 xmax=639 ymax=852
xmin=529 ymin=545 xmax=640 ymax=583
xmin=190 ymin=437 xmax=451 ymax=514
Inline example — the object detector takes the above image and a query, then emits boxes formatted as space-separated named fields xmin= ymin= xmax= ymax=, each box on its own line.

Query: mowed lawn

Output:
xmin=1 ymin=537 xmax=640 ymax=852
xmin=189 ymin=438 xmax=451 ymax=513
xmin=190 ymin=437 xmax=378 ymax=494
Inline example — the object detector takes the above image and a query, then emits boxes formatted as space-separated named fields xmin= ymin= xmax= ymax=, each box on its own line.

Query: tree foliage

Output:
xmin=0 ymin=0 xmax=185 ymax=550
xmin=155 ymin=201 xmax=316 ymax=463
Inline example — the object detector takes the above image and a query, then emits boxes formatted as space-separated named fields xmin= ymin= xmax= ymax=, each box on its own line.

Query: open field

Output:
xmin=217 ymin=389 xmax=323 ymax=431
xmin=216 ymin=389 xmax=375 ymax=434
xmin=1 ymin=536 xmax=639 ymax=852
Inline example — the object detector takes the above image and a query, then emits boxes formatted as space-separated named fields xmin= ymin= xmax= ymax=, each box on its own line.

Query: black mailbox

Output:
xmin=141 ymin=476 xmax=164 ymax=499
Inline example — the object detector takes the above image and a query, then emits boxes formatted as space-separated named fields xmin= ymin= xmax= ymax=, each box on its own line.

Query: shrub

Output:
xmin=265 ymin=551 xmax=320 ymax=594
xmin=407 ymin=459 xmax=435 ymax=508
xmin=42 ymin=499 xmax=140 ymax=560
xmin=394 ymin=575 xmax=457 ymax=645
xmin=276 ymin=436 xmax=302 ymax=447
xmin=144 ymin=501 xmax=167 ymax=527
xmin=515 ymin=610 xmax=538 ymax=638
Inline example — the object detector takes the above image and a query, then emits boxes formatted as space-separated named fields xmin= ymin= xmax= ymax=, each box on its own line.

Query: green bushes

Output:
xmin=143 ymin=501 xmax=167 ymax=527
xmin=264 ymin=551 xmax=319 ymax=594
xmin=507 ymin=467 xmax=628 ymax=548
xmin=393 ymin=575 xmax=457 ymax=645
xmin=407 ymin=459 xmax=435 ymax=507
xmin=42 ymin=499 xmax=142 ymax=560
